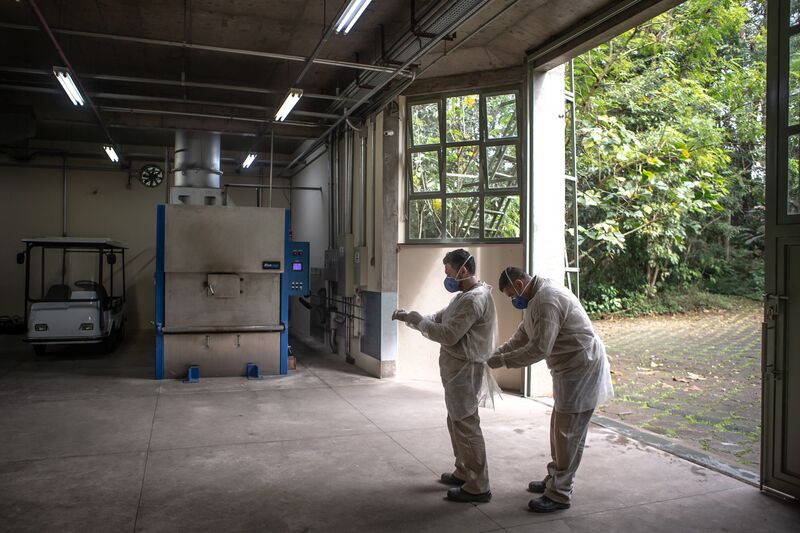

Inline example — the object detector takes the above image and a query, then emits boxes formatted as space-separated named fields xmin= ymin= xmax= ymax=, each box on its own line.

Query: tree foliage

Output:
xmin=573 ymin=0 xmax=766 ymax=311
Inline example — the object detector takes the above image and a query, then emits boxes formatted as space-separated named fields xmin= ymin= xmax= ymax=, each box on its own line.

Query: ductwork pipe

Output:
xmin=173 ymin=131 xmax=222 ymax=188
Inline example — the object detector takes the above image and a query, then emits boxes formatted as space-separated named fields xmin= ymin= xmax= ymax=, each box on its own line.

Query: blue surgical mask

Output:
xmin=443 ymin=255 xmax=473 ymax=293
xmin=505 ymin=270 xmax=532 ymax=309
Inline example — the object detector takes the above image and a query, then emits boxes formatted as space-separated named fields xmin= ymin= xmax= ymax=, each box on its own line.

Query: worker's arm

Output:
xmin=416 ymin=298 xmax=479 ymax=347
xmin=495 ymin=302 xmax=561 ymax=368
xmin=495 ymin=322 xmax=529 ymax=354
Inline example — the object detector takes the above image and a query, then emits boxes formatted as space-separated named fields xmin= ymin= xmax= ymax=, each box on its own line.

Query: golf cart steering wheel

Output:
xmin=74 ymin=280 xmax=100 ymax=291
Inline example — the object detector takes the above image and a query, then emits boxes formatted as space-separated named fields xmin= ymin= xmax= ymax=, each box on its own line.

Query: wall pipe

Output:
xmin=62 ymin=156 xmax=67 ymax=237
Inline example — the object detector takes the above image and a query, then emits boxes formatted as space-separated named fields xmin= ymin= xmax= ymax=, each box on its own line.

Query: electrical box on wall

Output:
xmin=355 ymin=246 xmax=369 ymax=288
xmin=338 ymin=233 xmax=355 ymax=297
xmin=324 ymin=249 xmax=338 ymax=282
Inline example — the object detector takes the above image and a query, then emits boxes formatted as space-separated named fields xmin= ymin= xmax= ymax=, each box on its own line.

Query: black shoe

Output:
xmin=529 ymin=495 xmax=570 ymax=513
xmin=528 ymin=480 xmax=546 ymax=493
xmin=446 ymin=487 xmax=492 ymax=503
xmin=439 ymin=473 xmax=466 ymax=486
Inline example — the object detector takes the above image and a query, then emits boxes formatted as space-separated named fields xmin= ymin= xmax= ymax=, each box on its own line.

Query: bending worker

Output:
xmin=487 ymin=267 xmax=613 ymax=513
xmin=393 ymin=249 xmax=497 ymax=503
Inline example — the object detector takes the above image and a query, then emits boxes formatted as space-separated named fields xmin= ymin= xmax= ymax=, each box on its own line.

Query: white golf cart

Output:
xmin=17 ymin=238 xmax=127 ymax=355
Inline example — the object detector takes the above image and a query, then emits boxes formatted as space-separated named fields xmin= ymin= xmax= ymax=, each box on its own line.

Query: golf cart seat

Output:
xmin=45 ymin=284 xmax=72 ymax=300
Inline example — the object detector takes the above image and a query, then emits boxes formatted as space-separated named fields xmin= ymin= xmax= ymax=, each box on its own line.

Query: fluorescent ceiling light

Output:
xmin=103 ymin=145 xmax=119 ymax=163
xmin=242 ymin=153 xmax=257 ymax=168
xmin=53 ymin=66 xmax=84 ymax=106
xmin=335 ymin=0 xmax=372 ymax=34
xmin=275 ymin=89 xmax=303 ymax=122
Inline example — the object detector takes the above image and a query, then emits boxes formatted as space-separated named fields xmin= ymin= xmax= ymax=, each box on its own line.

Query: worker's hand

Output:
xmin=392 ymin=308 xmax=408 ymax=321
xmin=486 ymin=355 xmax=504 ymax=369
xmin=405 ymin=311 xmax=423 ymax=326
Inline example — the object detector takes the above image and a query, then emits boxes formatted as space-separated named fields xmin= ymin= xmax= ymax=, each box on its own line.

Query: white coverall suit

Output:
xmin=494 ymin=277 xmax=613 ymax=504
xmin=415 ymin=281 xmax=497 ymax=495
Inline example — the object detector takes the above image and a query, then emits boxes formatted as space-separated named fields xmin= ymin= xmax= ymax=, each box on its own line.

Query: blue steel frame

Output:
xmin=280 ymin=209 xmax=290 ymax=374
xmin=155 ymin=205 xmax=165 ymax=379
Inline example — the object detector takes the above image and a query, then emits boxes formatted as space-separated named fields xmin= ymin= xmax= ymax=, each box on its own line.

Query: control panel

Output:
xmin=286 ymin=241 xmax=310 ymax=296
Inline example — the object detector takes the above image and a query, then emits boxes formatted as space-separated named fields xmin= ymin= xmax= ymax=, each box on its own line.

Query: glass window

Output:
xmin=486 ymin=144 xmax=517 ymax=189
xmin=486 ymin=93 xmax=518 ymax=139
xmin=409 ymin=199 xmax=442 ymax=239
xmin=565 ymin=100 xmax=575 ymax=172
xmin=410 ymin=151 xmax=440 ymax=192
xmin=411 ymin=102 xmax=440 ymax=146
xmin=446 ymin=94 xmax=480 ymax=142
xmin=791 ymin=35 xmax=800 ymax=126
xmin=790 ymin=135 xmax=800 ymax=215
xmin=484 ymin=195 xmax=520 ymax=238
xmin=407 ymin=88 xmax=521 ymax=242
xmin=446 ymin=197 xmax=481 ymax=239
xmin=446 ymin=146 xmax=480 ymax=192
xmin=792 ymin=0 xmax=800 ymax=27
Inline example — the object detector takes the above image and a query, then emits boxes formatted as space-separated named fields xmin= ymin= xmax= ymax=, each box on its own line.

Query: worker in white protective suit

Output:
xmin=393 ymin=249 xmax=498 ymax=503
xmin=487 ymin=267 xmax=613 ymax=513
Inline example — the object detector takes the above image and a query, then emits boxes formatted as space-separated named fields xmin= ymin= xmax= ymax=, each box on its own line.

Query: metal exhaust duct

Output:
xmin=173 ymin=131 xmax=221 ymax=188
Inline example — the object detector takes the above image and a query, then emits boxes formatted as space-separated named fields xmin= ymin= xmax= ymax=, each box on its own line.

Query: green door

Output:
xmin=763 ymin=0 xmax=800 ymax=500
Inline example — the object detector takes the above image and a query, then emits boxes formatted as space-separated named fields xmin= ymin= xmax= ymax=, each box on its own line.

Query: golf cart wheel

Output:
xmin=33 ymin=345 xmax=47 ymax=356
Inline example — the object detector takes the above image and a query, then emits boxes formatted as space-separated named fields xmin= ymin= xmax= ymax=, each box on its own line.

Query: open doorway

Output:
xmin=567 ymin=0 xmax=766 ymax=479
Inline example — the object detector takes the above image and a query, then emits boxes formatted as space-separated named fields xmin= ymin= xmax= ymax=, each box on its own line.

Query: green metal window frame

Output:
xmin=405 ymin=86 xmax=523 ymax=243
xmin=564 ymin=60 xmax=580 ymax=297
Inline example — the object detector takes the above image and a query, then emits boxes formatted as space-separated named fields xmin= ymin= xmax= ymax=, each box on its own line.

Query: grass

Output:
xmin=587 ymin=287 xmax=761 ymax=319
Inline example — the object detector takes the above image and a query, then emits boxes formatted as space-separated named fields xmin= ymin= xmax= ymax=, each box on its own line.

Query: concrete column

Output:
xmin=526 ymin=64 xmax=567 ymax=397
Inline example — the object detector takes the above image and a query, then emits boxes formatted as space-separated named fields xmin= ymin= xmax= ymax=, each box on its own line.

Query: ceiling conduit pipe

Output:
xmin=0 ymin=22 xmax=413 ymax=78
xmin=25 ymin=0 xmax=120 ymax=158
xmin=280 ymin=2 xmax=484 ymax=176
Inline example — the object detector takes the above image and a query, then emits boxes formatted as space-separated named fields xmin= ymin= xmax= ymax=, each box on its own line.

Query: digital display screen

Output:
xmin=292 ymin=261 xmax=303 ymax=272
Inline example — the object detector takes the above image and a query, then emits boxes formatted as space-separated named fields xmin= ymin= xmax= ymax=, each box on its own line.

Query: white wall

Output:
xmin=0 ymin=156 xmax=290 ymax=331
xmin=396 ymin=243 xmax=526 ymax=390
xmin=288 ymin=144 xmax=330 ymax=339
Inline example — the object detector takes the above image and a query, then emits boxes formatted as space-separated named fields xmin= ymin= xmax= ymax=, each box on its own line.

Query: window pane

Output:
xmin=446 ymin=197 xmax=480 ymax=239
xmin=793 ymin=0 xmax=800 ymax=26
xmin=446 ymin=94 xmax=480 ymax=142
xmin=565 ymin=100 xmax=575 ymax=174
xmin=446 ymin=146 xmax=480 ymax=192
xmin=486 ymin=93 xmax=518 ymax=139
xmin=409 ymin=199 xmax=442 ymax=239
xmin=411 ymin=102 xmax=440 ymax=146
xmin=564 ymin=60 xmax=574 ymax=93
xmin=486 ymin=144 xmax=518 ymax=189
xmin=484 ymin=195 xmax=520 ymax=238
xmin=410 ymin=150 xmax=440 ymax=192
xmin=791 ymin=35 xmax=800 ymax=126
xmin=565 ymin=179 xmax=578 ymax=267
xmin=790 ymin=135 xmax=800 ymax=215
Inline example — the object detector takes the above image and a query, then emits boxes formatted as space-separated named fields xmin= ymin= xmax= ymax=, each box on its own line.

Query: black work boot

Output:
xmin=529 ymin=495 xmax=570 ymax=513
xmin=446 ymin=487 xmax=492 ymax=503
xmin=439 ymin=473 xmax=466 ymax=486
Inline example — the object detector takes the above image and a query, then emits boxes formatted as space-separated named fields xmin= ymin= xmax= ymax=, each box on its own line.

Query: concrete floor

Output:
xmin=0 ymin=333 xmax=798 ymax=533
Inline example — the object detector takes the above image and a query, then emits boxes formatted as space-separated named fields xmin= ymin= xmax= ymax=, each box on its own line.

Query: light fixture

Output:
xmin=274 ymin=89 xmax=303 ymax=122
xmin=103 ymin=145 xmax=119 ymax=163
xmin=242 ymin=153 xmax=257 ymax=168
xmin=335 ymin=0 xmax=373 ymax=34
xmin=52 ymin=66 xmax=84 ymax=106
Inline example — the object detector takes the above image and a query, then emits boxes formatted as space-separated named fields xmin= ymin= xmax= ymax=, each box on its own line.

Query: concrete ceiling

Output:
xmin=0 ymin=0 xmax=681 ymax=171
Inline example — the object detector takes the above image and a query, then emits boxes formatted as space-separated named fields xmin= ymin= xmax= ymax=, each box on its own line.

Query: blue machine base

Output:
xmin=183 ymin=365 xmax=200 ymax=383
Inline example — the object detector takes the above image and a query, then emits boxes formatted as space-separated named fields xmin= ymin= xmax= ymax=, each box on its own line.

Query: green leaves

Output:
xmin=573 ymin=0 xmax=764 ymax=298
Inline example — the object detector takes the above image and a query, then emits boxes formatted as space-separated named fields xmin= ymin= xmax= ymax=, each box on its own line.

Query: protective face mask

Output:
xmin=443 ymin=255 xmax=473 ymax=293
xmin=505 ymin=270 xmax=532 ymax=309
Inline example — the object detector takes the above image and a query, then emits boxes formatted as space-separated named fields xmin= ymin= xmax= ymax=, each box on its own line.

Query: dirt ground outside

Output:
xmin=593 ymin=299 xmax=762 ymax=474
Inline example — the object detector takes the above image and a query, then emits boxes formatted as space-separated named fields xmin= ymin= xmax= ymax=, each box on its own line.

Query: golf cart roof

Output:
xmin=21 ymin=237 xmax=127 ymax=249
